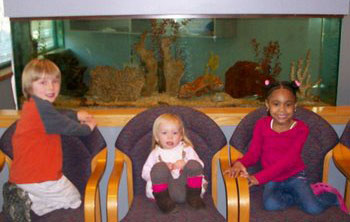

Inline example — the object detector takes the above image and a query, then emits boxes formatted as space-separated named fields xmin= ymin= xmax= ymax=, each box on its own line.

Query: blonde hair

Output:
xmin=152 ymin=113 xmax=193 ymax=149
xmin=22 ymin=58 xmax=61 ymax=99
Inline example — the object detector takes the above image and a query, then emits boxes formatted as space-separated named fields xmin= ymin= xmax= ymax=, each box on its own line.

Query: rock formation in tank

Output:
xmin=225 ymin=39 xmax=281 ymax=98
xmin=87 ymin=65 xmax=145 ymax=102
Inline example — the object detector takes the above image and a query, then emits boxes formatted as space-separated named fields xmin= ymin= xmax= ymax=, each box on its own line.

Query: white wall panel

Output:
xmin=3 ymin=0 xmax=350 ymax=18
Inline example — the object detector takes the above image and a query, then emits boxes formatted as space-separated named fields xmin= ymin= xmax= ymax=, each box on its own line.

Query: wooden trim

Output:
xmin=333 ymin=143 xmax=350 ymax=178
xmin=236 ymin=177 xmax=250 ymax=222
xmin=84 ymin=148 xmax=107 ymax=222
xmin=107 ymin=149 xmax=134 ymax=222
xmin=219 ymin=147 xmax=239 ymax=222
xmin=107 ymin=149 xmax=124 ymax=222
xmin=0 ymin=150 xmax=5 ymax=172
xmin=2 ymin=106 xmax=350 ymax=128
xmin=332 ymin=143 xmax=350 ymax=209
xmin=322 ymin=150 xmax=333 ymax=183
xmin=0 ymin=67 xmax=13 ymax=82
xmin=345 ymin=179 xmax=350 ymax=211
xmin=122 ymin=150 xmax=134 ymax=208
xmin=0 ymin=110 xmax=20 ymax=127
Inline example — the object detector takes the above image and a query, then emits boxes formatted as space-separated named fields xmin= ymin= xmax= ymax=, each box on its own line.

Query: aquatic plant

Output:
xmin=289 ymin=49 xmax=322 ymax=100
xmin=251 ymin=38 xmax=281 ymax=77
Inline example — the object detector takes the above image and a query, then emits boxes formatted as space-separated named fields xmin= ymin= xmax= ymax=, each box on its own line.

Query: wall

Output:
xmin=0 ymin=124 xmax=347 ymax=221
xmin=4 ymin=0 xmax=349 ymax=18
xmin=337 ymin=15 xmax=350 ymax=105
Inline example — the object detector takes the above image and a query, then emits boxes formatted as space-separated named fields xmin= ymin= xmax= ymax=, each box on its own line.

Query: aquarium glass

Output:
xmin=10 ymin=17 xmax=342 ymax=108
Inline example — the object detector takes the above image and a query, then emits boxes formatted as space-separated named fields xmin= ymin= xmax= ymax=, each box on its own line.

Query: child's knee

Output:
xmin=263 ymin=197 xmax=283 ymax=211
xmin=301 ymin=204 xmax=324 ymax=215
xmin=184 ymin=160 xmax=203 ymax=176
xmin=151 ymin=162 xmax=171 ymax=183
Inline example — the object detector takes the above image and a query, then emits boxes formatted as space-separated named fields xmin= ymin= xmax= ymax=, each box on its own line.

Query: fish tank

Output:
xmin=10 ymin=16 xmax=342 ymax=108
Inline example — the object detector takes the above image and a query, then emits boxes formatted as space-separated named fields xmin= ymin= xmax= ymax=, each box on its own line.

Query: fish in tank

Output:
xmin=10 ymin=17 xmax=341 ymax=108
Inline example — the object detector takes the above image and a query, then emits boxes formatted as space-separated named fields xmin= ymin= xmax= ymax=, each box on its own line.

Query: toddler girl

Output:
xmin=142 ymin=113 xmax=206 ymax=213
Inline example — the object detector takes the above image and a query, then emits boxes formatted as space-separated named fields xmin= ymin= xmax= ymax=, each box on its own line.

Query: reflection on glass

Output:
xmin=10 ymin=17 xmax=341 ymax=108
xmin=0 ymin=0 xmax=12 ymax=66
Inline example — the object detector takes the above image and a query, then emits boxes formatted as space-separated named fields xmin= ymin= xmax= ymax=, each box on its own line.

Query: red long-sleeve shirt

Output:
xmin=238 ymin=116 xmax=309 ymax=185
xmin=10 ymin=96 xmax=91 ymax=184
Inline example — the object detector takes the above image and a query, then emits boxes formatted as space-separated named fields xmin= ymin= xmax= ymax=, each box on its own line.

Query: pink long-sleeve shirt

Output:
xmin=238 ymin=116 xmax=309 ymax=185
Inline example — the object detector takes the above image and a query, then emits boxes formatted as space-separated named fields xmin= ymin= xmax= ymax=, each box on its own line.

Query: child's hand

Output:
xmin=224 ymin=161 xmax=248 ymax=178
xmin=77 ymin=110 xmax=92 ymax=122
xmin=173 ymin=160 xmax=186 ymax=170
xmin=166 ymin=162 xmax=174 ymax=170
xmin=247 ymin=175 xmax=259 ymax=187
xmin=84 ymin=118 xmax=97 ymax=131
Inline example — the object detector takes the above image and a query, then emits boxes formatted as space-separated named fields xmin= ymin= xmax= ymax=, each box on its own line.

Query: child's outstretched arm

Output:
xmin=77 ymin=110 xmax=96 ymax=131
xmin=225 ymin=161 xmax=248 ymax=178
xmin=77 ymin=110 xmax=93 ymax=123
xmin=83 ymin=118 xmax=97 ymax=131
xmin=34 ymin=97 xmax=93 ymax=136
xmin=247 ymin=175 xmax=259 ymax=187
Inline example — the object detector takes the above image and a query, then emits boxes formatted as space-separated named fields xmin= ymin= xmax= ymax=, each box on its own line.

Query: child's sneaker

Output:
xmin=310 ymin=182 xmax=349 ymax=214
xmin=3 ymin=182 xmax=32 ymax=222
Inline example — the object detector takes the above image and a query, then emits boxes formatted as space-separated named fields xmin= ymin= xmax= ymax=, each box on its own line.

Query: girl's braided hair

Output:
xmin=264 ymin=80 xmax=300 ymax=101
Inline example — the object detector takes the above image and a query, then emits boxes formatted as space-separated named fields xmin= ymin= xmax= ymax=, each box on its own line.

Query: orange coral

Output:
xmin=179 ymin=74 xmax=224 ymax=98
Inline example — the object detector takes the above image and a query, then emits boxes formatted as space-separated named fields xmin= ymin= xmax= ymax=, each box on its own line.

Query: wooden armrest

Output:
xmin=0 ymin=150 xmax=5 ymax=172
xmin=220 ymin=156 xmax=239 ymax=222
xmin=214 ymin=145 xmax=248 ymax=222
xmin=229 ymin=145 xmax=244 ymax=163
xmin=333 ymin=143 xmax=350 ymax=179
xmin=84 ymin=148 xmax=107 ymax=222
xmin=236 ymin=177 xmax=250 ymax=222
xmin=107 ymin=149 xmax=127 ymax=222
xmin=229 ymin=146 xmax=250 ymax=222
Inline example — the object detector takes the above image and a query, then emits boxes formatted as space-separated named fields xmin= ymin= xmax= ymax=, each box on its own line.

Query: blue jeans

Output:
xmin=263 ymin=172 xmax=337 ymax=215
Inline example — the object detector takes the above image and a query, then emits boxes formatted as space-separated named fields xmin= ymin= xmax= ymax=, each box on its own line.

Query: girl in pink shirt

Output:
xmin=226 ymin=80 xmax=343 ymax=215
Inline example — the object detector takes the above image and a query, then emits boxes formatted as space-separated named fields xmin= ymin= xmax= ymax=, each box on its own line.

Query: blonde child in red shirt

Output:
xmin=5 ymin=59 xmax=96 ymax=220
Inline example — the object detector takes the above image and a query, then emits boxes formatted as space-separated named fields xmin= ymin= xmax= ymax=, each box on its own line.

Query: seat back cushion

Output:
xmin=115 ymin=106 xmax=227 ymax=195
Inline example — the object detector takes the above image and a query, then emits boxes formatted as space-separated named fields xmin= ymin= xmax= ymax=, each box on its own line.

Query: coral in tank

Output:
xmin=161 ymin=37 xmax=185 ymax=96
xmin=179 ymin=52 xmax=223 ymax=98
xmin=289 ymin=50 xmax=322 ymax=100
xmin=134 ymin=32 xmax=158 ymax=96
xmin=178 ymin=74 xmax=224 ymax=98
xmin=87 ymin=66 xmax=145 ymax=102
xmin=150 ymin=19 xmax=189 ymax=93
xmin=225 ymin=39 xmax=281 ymax=98
xmin=225 ymin=61 xmax=275 ymax=98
